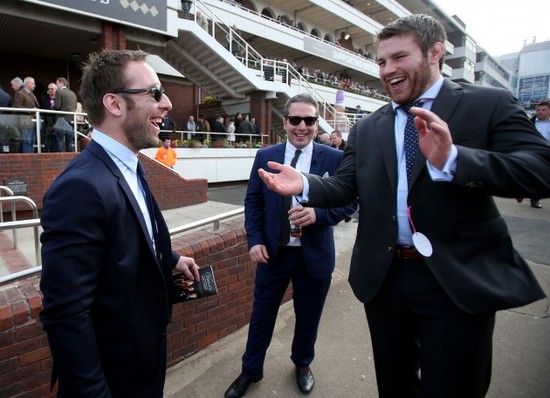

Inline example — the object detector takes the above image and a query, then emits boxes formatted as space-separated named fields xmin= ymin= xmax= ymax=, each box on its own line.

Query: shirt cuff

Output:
xmin=427 ymin=145 xmax=457 ymax=181
xmin=296 ymin=173 xmax=310 ymax=203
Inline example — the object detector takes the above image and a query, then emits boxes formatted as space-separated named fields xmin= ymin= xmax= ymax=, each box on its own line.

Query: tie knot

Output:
xmin=400 ymin=99 xmax=425 ymax=114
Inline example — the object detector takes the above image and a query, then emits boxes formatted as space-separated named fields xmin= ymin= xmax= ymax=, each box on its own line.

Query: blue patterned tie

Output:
xmin=400 ymin=99 xmax=425 ymax=182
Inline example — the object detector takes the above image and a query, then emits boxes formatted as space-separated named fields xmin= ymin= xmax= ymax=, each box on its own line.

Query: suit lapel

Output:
xmin=310 ymin=142 xmax=325 ymax=176
xmin=376 ymin=105 xmax=399 ymax=193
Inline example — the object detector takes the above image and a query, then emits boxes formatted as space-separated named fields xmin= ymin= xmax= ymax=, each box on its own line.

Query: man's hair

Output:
xmin=376 ymin=14 xmax=447 ymax=70
xmin=23 ymin=77 xmax=35 ymax=84
xmin=536 ymin=100 xmax=550 ymax=108
xmin=283 ymin=93 xmax=319 ymax=118
xmin=331 ymin=129 xmax=343 ymax=138
xmin=11 ymin=77 xmax=23 ymax=86
xmin=80 ymin=49 xmax=149 ymax=126
xmin=56 ymin=77 xmax=68 ymax=87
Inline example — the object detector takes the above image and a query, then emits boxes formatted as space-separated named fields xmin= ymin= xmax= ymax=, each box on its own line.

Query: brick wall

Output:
xmin=0 ymin=218 xmax=293 ymax=397
xmin=0 ymin=152 xmax=207 ymax=218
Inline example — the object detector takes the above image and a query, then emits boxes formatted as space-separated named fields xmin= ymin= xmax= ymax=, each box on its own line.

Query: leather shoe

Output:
xmin=516 ymin=198 xmax=524 ymax=203
xmin=224 ymin=373 xmax=262 ymax=398
xmin=296 ymin=366 xmax=315 ymax=393
xmin=531 ymin=200 xmax=542 ymax=209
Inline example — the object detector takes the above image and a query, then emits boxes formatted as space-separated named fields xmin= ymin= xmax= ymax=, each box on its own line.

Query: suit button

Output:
xmin=387 ymin=246 xmax=394 ymax=254
xmin=391 ymin=215 xmax=397 ymax=222
xmin=158 ymin=296 xmax=165 ymax=303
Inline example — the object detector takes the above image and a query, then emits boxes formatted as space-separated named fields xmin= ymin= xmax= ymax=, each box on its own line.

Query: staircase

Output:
xmin=151 ymin=0 xmax=348 ymax=134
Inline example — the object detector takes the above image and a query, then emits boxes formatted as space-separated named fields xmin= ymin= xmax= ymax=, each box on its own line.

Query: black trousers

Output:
xmin=365 ymin=257 xmax=495 ymax=398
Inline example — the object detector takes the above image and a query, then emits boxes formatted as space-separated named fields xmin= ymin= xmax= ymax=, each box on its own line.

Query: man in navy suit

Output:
xmin=258 ymin=15 xmax=550 ymax=398
xmin=40 ymin=49 xmax=200 ymax=397
xmin=225 ymin=94 xmax=357 ymax=398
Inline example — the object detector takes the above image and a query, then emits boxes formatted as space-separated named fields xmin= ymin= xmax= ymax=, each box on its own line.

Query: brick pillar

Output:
xmin=249 ymin=91 xmax=272 ymax=144
xmin=101 ymin=22 xmax=126 ymax=50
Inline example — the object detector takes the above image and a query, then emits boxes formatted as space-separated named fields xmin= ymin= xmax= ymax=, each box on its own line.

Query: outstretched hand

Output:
xmin=258 ymin=161 xmax=304 ymax=195
xmin=411 ymin=107 xmax=453 ymax=170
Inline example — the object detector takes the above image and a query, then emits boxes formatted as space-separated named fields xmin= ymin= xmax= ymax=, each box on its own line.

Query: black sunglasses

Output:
xmin=114 ymin=84 xmax=165 ymax=102
xmin=287 ymin=116 xmax=318 ymax=126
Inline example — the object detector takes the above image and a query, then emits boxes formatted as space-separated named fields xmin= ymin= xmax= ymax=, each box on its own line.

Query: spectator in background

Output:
xmin=10 ymin=77 xmax=23 ymax=93
xmin=0 ymin=85 xmax=12 ymax=107
xmin=38 ymin=82 xmax=57 ymax=152
xmin=53 ymin=77 xmax=78 ymax=152
xmin=316 ymin=132 xmax=330 ymax=145
xmin=519 ymin=100 xmax=550 ymax=208
xmin=237 ymin=114 xmax=255 ymax=138
xmin=181 ymin=0 xmax=192 ymax=19
xmin=234 ymin=112 xmax=243 ymax=132
xmin=226 ymin=119 xmax=236 ymax=145
xmin=197 ymin=116 xmax=211 ymax=141
xmin=330 ymin=130 xmax=346 ymax=150
xmin=13 ymin=76 xmax=39 ymax=153
xmin=251 ymin=117 xmax=261 ymax=135
xmin=212 ymin=115 xmax=226 ymax=134
xmin=185 ymin=115 xmax=196 ymax=140
xmin=355 ymin=105 xmax=364 ymax=119
xmin=155 ymin=138 xmax=177 ymax=169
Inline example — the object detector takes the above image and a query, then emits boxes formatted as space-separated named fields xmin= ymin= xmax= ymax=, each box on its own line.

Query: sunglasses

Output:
xmin=287 ymin=116 xmax=318 ymax=126
xmin=114 ymin=84 xmax=165 ymax=102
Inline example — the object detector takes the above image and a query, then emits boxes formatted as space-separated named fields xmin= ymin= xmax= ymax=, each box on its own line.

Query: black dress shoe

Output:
xmin=516 ymin=198 xmax=524 ymax=203
xmin=224 ymin=373 xmax=263 ymax=398
xmin=531 ymin=200 xmax=542 ymax=209
xmin=296 ymin=366 xmax=315 ymax=394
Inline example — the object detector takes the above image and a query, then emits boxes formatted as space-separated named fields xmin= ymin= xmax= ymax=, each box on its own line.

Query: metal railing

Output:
xmin=0 ymin=107 xmax=89 ymax=154
xmin=0 ymin=207 xmax=244 ymax=286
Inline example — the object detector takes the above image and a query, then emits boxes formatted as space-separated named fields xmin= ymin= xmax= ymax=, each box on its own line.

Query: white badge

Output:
xmin=412 ymin=232 xmax=433 ymax=257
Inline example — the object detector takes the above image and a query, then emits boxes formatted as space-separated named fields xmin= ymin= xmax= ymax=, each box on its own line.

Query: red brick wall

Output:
xmin=0 ymin=219 xmax=293 ymax=397
xmin=0 ymin=153 xmax=207 ymax=218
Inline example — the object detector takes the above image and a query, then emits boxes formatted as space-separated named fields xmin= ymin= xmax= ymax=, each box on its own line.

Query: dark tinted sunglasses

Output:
xmin=114 ymin=84 xmax=165 ymax=102
xmin=287 ymin=116 xmax=318 ymax=126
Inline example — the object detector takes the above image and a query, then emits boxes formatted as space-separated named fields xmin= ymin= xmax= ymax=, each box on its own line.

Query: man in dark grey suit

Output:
xmin=258 ymin=14 xmax=550 ymax=398
xmin=40 ymin=49 xmax=200 ymax=397
xmin=52 ymin=77 xmax=78 ymax=151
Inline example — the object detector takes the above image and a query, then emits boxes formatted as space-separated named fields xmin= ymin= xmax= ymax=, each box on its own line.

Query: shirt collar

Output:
xmin=286 ymin=140 xmax=313 ymax=156
xmin=91 ymin=129 xmax=139 ymax=173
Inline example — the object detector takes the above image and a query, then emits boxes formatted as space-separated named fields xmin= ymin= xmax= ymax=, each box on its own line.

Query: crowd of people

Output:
xmin=0 ymin=76 xmax=80 ymax=153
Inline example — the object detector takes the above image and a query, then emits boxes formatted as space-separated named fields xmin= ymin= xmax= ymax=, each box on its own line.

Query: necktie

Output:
xmin=400 ymin=99 xmax=425 ymax=181
xmin=136 ymin=161 xmax=160 ymax=259
xmin=279 ymin=149 xmax=302 ymax=245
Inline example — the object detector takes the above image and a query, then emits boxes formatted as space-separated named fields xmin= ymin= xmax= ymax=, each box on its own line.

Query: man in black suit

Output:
xmin=258 ymin=15 xmax=550 ymax=398
xmin=224 ymin=94 xmax=357 ymax=398
xmin=40 ymin=49 xmax=200 ymax=397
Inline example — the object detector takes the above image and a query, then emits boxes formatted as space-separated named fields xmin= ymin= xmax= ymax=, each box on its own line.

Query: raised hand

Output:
xmin=412 ymin=107 xmax=453 ymax=170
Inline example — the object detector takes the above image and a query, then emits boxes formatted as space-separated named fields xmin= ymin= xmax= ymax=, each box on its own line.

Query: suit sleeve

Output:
xmin=244 ymin=151 xmax=266 ymax=248
xmin=453 ymin=89 xmax=550 ymax=199
xmin=40 ymin=175 xmax=112 ymax=397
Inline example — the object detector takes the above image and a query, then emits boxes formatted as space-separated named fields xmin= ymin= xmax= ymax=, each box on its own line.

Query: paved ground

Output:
xmin=163 ymin=191 xmax=550 ymax=398
xmin=1 ymin=184 xmax=549 ymax=397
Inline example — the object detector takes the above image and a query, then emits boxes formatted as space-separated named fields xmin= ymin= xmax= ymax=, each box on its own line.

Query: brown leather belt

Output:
xmin=395 ymin=245 xmax=422 ymax=261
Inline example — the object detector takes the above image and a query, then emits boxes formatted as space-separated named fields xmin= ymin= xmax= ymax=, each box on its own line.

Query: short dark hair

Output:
xmin=376 ymin=14 xmax=447 ymax=70
xmin=536 ymin=100 xmax=550 ymax=108
xmin=80 ymin=49 xmax=149 ymax=126
xmin=283 ymin=93 xmax=319 ymax=118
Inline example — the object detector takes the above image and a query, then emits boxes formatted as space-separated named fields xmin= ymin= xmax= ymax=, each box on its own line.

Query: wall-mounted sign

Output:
xmin=4 ymin=177 xmax=29 ymax=196
xmin=36 ymin=0 xmax=167 ymax=33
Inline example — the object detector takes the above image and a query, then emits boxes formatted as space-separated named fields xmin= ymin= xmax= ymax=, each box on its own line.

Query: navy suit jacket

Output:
xmin=245 ymin=142 xmax=357 ymax=278
xmin=40 ymin=140 xmax=179 ymax=397
xmin=306 ymin=79 xmax=550 ymax=313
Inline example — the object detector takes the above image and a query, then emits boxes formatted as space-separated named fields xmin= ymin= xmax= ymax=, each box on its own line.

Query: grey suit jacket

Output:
xmin=306 ymin=79 xmax=550 ymax=313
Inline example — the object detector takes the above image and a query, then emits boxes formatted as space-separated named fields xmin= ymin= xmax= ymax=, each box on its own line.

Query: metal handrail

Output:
xmin=0 ymin=196 xmax=40 ymax=267
xmin=0 ymin=186 xmax=17 ymax=246
xmin=0 ymin=207 xmax=245 ymax=286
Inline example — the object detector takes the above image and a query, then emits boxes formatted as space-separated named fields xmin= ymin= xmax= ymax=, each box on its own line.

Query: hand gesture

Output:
xmin=258 ymin=161 xmax=304 ymax=195
xmin=411 ymin=107 xmax=453 ymax=170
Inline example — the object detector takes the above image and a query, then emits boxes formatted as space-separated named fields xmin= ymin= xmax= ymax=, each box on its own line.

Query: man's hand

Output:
xmin=174 ymin=256 xmax=200 ymax=281
xmin=258 ymin=162 xmax=304 ymax=195
xmin=249 ymin=244 xmax=269 ymax=264
xmin=412 ymin=107 xmax=453 ymax=170
xmin=289 ymin=205 xmax=316 ymax=227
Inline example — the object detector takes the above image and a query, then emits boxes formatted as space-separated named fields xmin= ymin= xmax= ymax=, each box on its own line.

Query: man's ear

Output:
xmin=103 ymin=93 xmax=124 ymax=117
xmin=429 ymin=42 xmax=446 ymax=66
